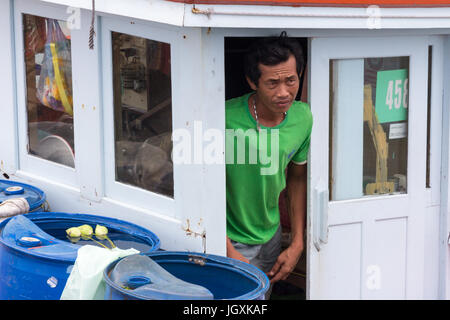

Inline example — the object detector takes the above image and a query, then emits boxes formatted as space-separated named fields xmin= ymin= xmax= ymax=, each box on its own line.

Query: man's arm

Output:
xmin=226 ymin=236 xmax=250 ymax=264
xmin=268 ymin=162 xmax=307 ymax=283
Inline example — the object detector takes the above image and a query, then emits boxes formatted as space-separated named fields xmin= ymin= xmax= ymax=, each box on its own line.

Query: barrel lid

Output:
xmin=4 ymin=186 xmax=25 ymax=195
xmin=125 ymin=276 xmax=152 ymax=289
xmin=104 ymin=251 xmax=270 ymax=300
xmin=0 ymin=215 xmax=79 ymax=262
xmin=17 ymin=236 xmax=42 ymax=247
xmin=0 ymin=180 xmax=46 ymax=211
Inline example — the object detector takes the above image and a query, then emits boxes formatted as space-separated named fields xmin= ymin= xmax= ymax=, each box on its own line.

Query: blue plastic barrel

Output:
xmin=0 ymin=212 xmax=160 ymax=300
xmin=103 ymin=251 xmax=270 ymax=300
xmin=0 ymin=179 xmax=46 ymax=212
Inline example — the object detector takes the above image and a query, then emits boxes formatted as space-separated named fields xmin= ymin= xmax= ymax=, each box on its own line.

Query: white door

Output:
xmin=307 ymin=36 xmax=429 ymax=299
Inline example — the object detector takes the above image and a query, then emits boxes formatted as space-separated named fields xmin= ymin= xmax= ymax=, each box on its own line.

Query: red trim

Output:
xmin=169 ymin=0 xmax=450 ymax=7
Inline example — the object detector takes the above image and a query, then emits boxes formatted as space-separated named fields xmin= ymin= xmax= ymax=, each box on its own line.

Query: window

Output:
xmin=23 ymin=14 xmax=74 ymax=168
xmin=111 ymin=32 xmax=173 ymax=198
xmin=9 ymin=2 xmax=228 ymax=251
xmin=329 ymin=57 xmax=409 ymax=200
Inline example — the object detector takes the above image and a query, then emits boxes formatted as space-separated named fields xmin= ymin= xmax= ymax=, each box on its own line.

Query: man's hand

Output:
xmin=267 ymin=243 xmax=303 ymax=283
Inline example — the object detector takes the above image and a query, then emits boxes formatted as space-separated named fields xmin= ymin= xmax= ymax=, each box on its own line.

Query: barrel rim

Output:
xmin=103 ymin=251 xmax=270 ymax=300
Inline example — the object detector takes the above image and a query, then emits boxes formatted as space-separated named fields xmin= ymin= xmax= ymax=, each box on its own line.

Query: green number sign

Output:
xmin=375 ymin=69 xmax=408 ymax=123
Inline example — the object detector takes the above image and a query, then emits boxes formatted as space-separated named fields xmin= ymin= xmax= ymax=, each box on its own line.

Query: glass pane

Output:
xmin=329 ymin=57 xmax=409 ymax=201
xmin=112 ymin=32 xmax=173 ymax=198
xmin=23 ymin=14 xmax=74 ymax=167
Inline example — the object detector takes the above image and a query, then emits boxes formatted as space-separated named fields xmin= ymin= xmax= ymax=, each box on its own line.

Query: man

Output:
xmin=225 ymin=33 xmax=312 ymax=291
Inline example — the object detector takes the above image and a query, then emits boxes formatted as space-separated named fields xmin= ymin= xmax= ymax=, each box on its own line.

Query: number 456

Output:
xmin=386 ymin=78 xmax=408 ymax=110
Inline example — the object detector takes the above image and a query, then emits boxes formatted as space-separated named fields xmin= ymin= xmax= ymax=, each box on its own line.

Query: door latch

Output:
xmin=313 ymin=184 xmax=329 ymax=251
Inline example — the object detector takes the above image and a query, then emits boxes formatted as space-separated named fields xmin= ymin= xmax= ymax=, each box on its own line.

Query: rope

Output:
xmin=89 ymin=0 xmax=96 ymax=50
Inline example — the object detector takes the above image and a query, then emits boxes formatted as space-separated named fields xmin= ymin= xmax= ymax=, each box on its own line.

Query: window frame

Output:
xmin=101 ymin=16 xmax=183 ymax=218
xmin=425 ymin=36 xmax=444 ymax=207
xmin=14 ymin=0 xmax=77 ymax=187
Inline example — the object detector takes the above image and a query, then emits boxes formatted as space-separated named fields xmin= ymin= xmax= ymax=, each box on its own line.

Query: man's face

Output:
xmin=247 ymin=54 xmax=300 ymax=115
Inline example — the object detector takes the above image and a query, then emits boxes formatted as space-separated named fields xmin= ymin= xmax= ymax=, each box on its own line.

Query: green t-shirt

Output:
xmin=225 ymin=92 xmax=313 ymax=245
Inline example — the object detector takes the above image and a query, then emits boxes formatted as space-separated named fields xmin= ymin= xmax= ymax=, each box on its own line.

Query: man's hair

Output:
xmin=244 ymin=32 xmax=305 ymax=86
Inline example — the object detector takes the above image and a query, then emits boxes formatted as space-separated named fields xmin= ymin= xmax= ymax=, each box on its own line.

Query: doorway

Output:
xmin=224 ymin=36 xmax=309 ymax=300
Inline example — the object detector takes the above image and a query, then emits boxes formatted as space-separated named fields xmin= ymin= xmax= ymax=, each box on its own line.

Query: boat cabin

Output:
xmin=0 ymin=0 xmax=449 ymax=299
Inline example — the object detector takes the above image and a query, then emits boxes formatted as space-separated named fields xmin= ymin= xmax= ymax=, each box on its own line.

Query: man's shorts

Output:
xmin=230 ymin=225 xmax=282 ymax=299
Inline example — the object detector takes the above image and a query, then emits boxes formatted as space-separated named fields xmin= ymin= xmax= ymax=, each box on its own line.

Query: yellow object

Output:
xmin=66 ymin=227 xmax=81 ymax=238
xmin=95 ymin=225 xmax=108 ymax=237
xmin=78 ymin=224 xmax=93 ymax=237
xmin=363 ymin=85 xmax=395 ymax=195
xmin=95 ymin=225 xmax=116 ymax=248
xmin=50 ymin=43 xmax=73 ymax=116
xmin=66 ymin=224 xmax=116 ymax=249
